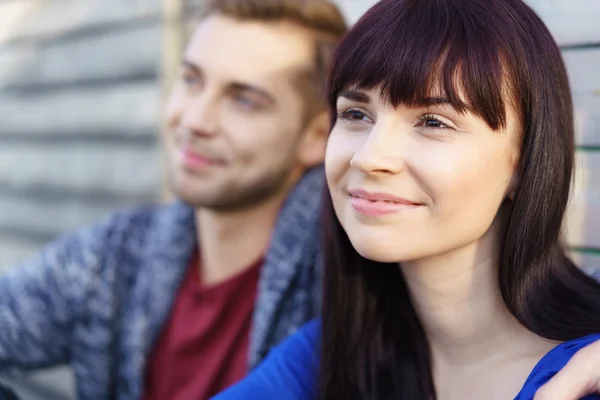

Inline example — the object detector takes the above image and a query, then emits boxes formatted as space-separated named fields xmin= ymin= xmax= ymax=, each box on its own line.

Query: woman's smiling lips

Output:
xmin=348 ymin=188 xmax=423 ymax=216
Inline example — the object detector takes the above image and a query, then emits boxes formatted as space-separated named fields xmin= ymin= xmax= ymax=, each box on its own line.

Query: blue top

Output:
xmin=212 ymin=320 xmax=600 ymax=400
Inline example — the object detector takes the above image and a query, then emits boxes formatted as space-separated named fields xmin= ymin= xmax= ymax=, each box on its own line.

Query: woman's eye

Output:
xmin=417 ymin=115 xmax=454 ymax=130
xmin=338 ymin=109 xmax=371 ymax=122
xmin=423 ymin=118 xmax=444 ymax=128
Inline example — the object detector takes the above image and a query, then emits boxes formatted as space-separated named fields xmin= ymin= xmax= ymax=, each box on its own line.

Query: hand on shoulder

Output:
xmin=535 ymin=339 xmax=600 ymax=400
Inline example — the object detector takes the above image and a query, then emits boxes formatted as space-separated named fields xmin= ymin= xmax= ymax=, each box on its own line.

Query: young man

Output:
xmin=0 ymin=1 xmax=347 ymax=399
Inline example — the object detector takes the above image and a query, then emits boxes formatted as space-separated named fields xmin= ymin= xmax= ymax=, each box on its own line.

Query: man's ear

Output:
xmin=297 ymin=111 xmax=330 ymax=168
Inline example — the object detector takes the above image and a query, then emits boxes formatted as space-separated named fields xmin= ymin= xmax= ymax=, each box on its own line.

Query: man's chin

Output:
xmin=168 ymin=178 xmax=213 ymax=204
xmin=172 ymin=187 xmax=216 ymax=207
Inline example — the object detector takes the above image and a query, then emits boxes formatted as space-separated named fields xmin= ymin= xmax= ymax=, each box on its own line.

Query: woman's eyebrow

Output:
xmin=338 ymin=90 xmax=371 ymax=103
xmin=420 ymin=96 xmax=474 ymax=113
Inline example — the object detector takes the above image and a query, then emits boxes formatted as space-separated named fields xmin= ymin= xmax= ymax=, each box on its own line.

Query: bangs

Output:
xmin=329 ymin=0 xmax=518 ymax=130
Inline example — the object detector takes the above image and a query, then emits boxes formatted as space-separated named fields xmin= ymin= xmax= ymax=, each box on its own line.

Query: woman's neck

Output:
xmin=400 ymin=226 xmax=557 ymax=399
xmin=402 ymin=238 xmax=518 ymax=364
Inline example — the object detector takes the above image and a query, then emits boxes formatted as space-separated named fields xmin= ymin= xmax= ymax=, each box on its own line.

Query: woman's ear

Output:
xmin=297 ymin=111 xmax=330 ymax=168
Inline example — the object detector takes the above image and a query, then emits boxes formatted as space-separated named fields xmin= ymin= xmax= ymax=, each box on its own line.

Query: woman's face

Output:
xmin=325 ymin=86 xmax=521 ymax=263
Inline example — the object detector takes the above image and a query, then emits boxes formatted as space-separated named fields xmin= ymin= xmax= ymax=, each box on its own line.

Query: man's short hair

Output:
xmin=195 ymin=0 xmax=348 ymax=119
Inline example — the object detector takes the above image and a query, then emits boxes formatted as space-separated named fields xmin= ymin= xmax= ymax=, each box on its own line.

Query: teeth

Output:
xmin=351 ymin=195 xmax=412 ymax=205
xmin=367 ymin=199 xmax=398 ymax=204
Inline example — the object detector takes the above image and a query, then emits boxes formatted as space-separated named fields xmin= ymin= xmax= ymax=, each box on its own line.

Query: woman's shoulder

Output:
xmin=211 ymin=320 xmax=321 ymax=400
xmin=268 ymin=319 xmax=321 ymax=364
xmin=516 ymin=333 xmax=600 ymax=400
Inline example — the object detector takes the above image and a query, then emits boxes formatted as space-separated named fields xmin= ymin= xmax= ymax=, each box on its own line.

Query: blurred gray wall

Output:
xmin=0 ymin=0 xmax=164 ymax=272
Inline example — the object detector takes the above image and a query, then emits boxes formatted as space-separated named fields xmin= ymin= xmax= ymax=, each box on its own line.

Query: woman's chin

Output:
xmin=351 ymin=239 xmax=411 ymax=264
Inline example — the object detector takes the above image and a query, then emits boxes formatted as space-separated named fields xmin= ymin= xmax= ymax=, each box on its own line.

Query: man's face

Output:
xmin=164 ymin=14 xmax=318 ymax=210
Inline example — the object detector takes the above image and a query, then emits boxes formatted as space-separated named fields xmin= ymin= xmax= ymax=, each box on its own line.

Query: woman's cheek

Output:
xmin=326 ymin=129 xmax=360 ymax=183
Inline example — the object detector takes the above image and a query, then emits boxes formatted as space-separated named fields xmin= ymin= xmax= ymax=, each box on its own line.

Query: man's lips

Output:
xmin=179 ymin=148 xmax=223 ymax=169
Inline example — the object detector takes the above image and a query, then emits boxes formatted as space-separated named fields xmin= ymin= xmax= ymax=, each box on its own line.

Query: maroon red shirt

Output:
xmin=143 ymin=252 xmax=262 ymax=400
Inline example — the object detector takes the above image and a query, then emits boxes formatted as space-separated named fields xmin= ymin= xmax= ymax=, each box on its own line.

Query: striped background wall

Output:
xmin=0 ymin=0 xmax=164 ymax=271
xmin=335 ymin=0 xmax=600 ymax=274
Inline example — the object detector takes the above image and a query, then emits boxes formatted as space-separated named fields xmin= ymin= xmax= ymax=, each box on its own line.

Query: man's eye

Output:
xmin=233 ymin=94 xmax=260 ymax=111
xmin=182 ymin=74 xmax=198 ymax=85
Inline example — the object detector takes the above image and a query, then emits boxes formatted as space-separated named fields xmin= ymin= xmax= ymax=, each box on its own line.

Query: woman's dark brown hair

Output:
xmin=319 ymin=0 xmax=600 ymax=398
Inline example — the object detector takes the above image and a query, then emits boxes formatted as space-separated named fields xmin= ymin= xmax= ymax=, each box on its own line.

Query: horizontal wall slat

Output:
xmin=565 ymin=151 xmax=600 ymax=249
xmin=0 ymin=195 xmax=127 ymax=243
xmin=0 ymin=0 xmax=40 ymax=45
xmin=527 ymin=0 xmax=600 ymax=47
xmin=330 ymin=0 xmax=377 ymax=25
xmin=0 ymin=183 xmax=156 ymax=206
xmin=0 ymin=132 xmax=157 ymax=146
xmin=565 ymin=48 xmax=600 ymax=146
xmin=0 ymin=25 xmax=160 ymax=88
xmin=0 ymin=0 xmax=160 ymax=46
xmin=0 ymin=82 xmax=160 ymax=137
xmin=0 ymin=227 xmax=57 ymax=249
xmin=0 ymin=144 xmax=162 ymax=196
xmin=563 ymin=48 xmax=600 ymax=95
xmin=570 ymin=251 xmax=600 ymax=277
xmin=574 ymin=95 xmax=600 ymax=147
xmin=0 ymin=232 xmax=48 ymax=272
xmin=0 ymin=367 xmax=75 ymax=400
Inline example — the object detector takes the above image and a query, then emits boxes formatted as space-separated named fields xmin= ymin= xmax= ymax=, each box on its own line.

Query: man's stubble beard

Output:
xmin=169 ymin=163 xmax=301 ymax=212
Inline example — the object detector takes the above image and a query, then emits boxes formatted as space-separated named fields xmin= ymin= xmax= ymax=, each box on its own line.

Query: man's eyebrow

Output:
xmin=181 ymin=59 xmax=201 ymax=74
xmin=338 ymin=89 xmax=371 ymax=103
xmin=180 ymin=60 xmax=275 ymax=105
xmin=229 ymin=82 xmax=276 ymax=106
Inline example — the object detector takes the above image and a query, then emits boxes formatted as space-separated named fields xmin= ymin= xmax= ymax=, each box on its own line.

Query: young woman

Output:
xmin=213 ymin=0 xmax=600 ymax=398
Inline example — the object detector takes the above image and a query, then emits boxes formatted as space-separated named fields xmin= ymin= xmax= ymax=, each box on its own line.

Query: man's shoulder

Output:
xmin=7 ymin=201 xmax=194 ymax=281
xmin=103 ymin=201 xmax=184 ymax=230
xmin=83 ymin=201 xmax=192 ymax=243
